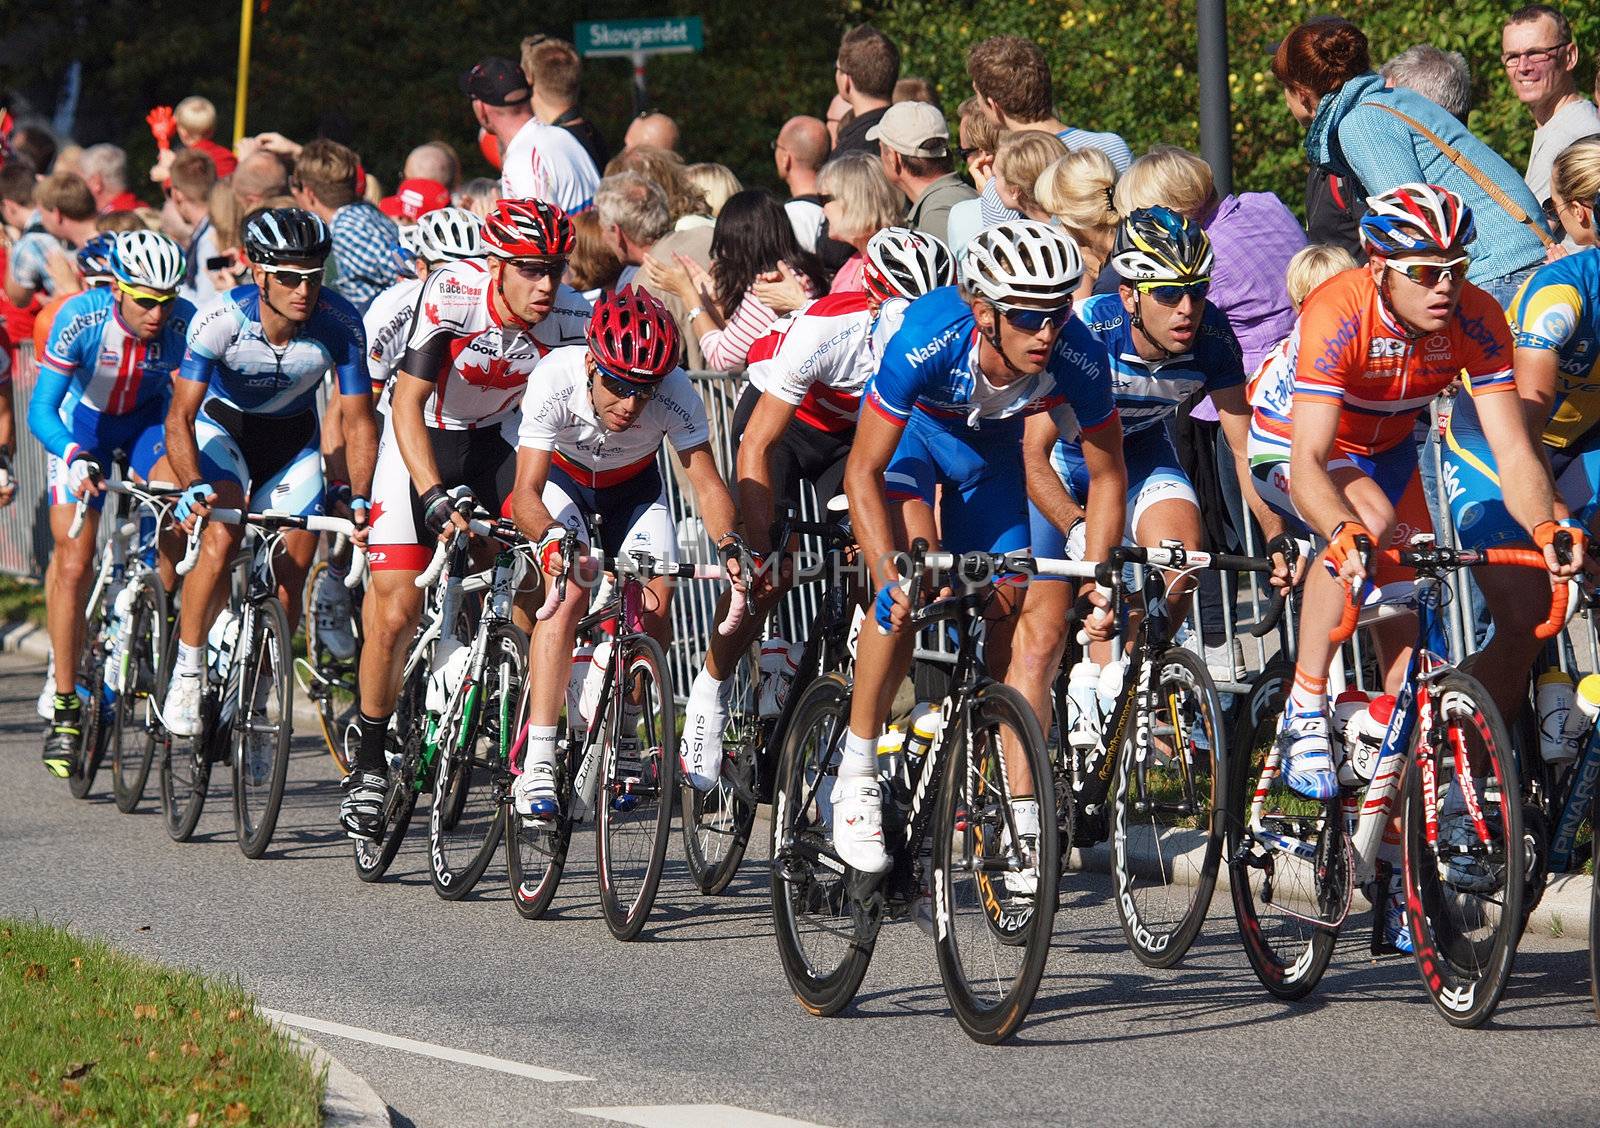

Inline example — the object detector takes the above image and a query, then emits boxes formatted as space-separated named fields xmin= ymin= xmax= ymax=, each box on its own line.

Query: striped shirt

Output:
xmin=698 ymin=272 xmax=819 ymax=373
xmin=330 ymin=202 xmax=402 ymax=312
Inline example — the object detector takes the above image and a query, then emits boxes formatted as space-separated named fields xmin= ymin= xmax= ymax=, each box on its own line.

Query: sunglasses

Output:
xmin=1133 ymin=280 xmax=1211 ymax=307
xmin=117 ymin=282 xmax=175 ymax=309
xmin=509 ymin=258 xmax=566 ymax=281
xmin=954 ymin=145 xmax=981 ymax=162
xmin=597 ymin=370 xmax=657 ymax=401
xmin=267 ymin=267 xmax=322 ymax=289
xmin=1384 ymin=257 xmax=1469 ymax=288
xmin=997 ymin=302 xmax=1074 ymax=332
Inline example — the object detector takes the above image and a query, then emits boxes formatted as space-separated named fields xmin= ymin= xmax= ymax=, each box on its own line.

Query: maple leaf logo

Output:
xmin=460 ymin=357 xmax=523 ymax=389
xmin=366 ymin=499 xmax=385 ymax=528
xmin=425 ymin=302 xmax=440 ymax=325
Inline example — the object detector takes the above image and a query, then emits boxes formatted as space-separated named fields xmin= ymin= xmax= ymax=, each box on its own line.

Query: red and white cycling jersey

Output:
xmin=402 ymin=260 xmax=590 ymax=430
xmin=364 ymin=276 xmax=422 ymax=400
xmin=744 ymin=292 xmax=907 ymax=433
xmin=516 ymin=346 xmax=711 ymax=486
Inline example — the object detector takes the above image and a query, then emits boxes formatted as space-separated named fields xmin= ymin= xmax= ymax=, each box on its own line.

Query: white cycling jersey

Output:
xmin=402 ymin=259 xmax=591 ymax=430
xmin=517 ymin=346 xmax=711 ymax=486
xmin=500 ymin=118 xmax=600 ymax=216
xmin=744 ymin=292 xmax=908 ymax=432
xmin=363 ymin=276 xmax=422 ymax=401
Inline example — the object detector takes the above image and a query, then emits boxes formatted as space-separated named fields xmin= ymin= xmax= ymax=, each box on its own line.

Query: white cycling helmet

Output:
xmin=411 ymin=206 xmax=484 ymax=263
xmin=961 ymin=220 xmax=1083 ymax=306
xmin=110 ymin=230 xmax=185 ymax=291
xmin=863 ymin=227 xmax=955 ymax=302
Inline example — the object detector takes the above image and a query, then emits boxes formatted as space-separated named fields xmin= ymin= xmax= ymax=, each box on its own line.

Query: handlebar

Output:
xmin=1329 ymin=544 xmax=1568 ymax=645
xmin=174 ymin=508 xmax=367 ymax=577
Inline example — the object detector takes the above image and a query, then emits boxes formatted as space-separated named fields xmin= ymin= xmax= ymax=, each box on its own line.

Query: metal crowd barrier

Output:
xmin=0 ymin=341 xmax=55 ymax=579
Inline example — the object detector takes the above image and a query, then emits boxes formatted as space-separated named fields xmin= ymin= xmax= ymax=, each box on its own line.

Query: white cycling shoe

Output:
xmin=1002 ymin=799 xmax=1043 ymax=896
xmin=163 ymin=671 xmax=205 ymax=737
xmin=830 ymin=775 xmax=891 ymax=874
xmin=679 ymin=699 xmax=727 ymax=792
xmin=513 ymin=763 xmax=560 ymax=821
xmin=313 ymin=580 xmax=357 ymax=661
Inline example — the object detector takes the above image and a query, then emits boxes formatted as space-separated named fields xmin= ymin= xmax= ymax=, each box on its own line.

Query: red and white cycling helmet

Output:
xmin=1359 ymin=183 xmax=1476 ymax=257
xmin=862 ymin=227 xmax=956 ymax=305
xmin=482 ymin=199 xmax=574 ymax=259
xmin=587 ymin=286 xmax=680 ymax=384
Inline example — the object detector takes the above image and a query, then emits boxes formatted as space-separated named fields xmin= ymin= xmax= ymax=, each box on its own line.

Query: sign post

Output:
xmin=575 ymin=17 xmax=704 ymax=115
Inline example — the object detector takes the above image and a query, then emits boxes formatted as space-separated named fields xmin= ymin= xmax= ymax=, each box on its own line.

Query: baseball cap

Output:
xmin=866 ymin=101 xmax=950 ymax=159
xmin=380 ymin=178 xmax=452 ymax=221
xmin=459 ymin=57 xmax=530 ymax=107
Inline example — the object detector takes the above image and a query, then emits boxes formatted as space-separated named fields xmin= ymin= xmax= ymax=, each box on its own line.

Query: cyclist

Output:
xmin=1247 ymin=183 xmax=1579 ymax=799
xmin=507 ymin=286 xmax=746 ymax=819
xmin=1443 ymin=140 xmax=1600 ymax=719
xmin=299 ymin=207 xmax=488 ymax=666
xmin=836 ymin=219 xmax=1128 ymax=875
xmin=29 ymin=230 xmax=192 ymax=776
xmin=159 ymin=207 xmax=378 ymax=740
xmin=677 ymin=226 xmax=955 ymax=790
xmin=1026 ymin=206 xmax=1294 ymax=741
xmin=342 ymin=198 xmax=590 ymax=839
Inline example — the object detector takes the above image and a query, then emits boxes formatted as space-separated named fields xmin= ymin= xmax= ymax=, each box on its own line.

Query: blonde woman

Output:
xmin=1034 ymin=148 xmax=1121 ymax=300
xmin=992 ymin=131 xmax=1067 ymax=222
xmin=815 ymin=152 xmax=905 ymax=294
xmin=684 ymin=163 xmax=743 ymax=218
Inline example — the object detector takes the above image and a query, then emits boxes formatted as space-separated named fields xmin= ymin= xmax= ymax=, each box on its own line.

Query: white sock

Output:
xmin=689 ymin=668 xmax=725 ymax=711
xmin=175 ymin=641 xmax=204 ymax=676
xmin=839 ymin=731 xmax=879 ymax=779
xmin=524 ymin=725 xmax=559 ymax=774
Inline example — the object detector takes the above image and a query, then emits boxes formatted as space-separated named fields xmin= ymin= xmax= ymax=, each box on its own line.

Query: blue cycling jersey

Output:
xmin=30 ymin=287 xmax=195 ymax=460
xmin=1506 ymin=247 xmax=1600 ymax=450
xmin=179 ymin=285 xmax=368 ymax=417
xmin=864 ymin=286 xmax=1116 ymax=436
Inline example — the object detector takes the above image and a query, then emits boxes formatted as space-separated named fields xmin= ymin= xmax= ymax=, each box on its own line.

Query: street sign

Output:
xmin=576 ymin=18 xmax=704 ymax=59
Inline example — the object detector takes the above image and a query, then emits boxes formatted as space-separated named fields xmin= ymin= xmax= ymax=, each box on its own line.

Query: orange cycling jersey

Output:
xmin=1251 ymin=268 xmax=1514 ymax=457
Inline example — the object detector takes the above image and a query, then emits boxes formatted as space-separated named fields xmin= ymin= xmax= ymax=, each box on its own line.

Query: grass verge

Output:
xmin=0 ymin=573 xmax=45 ymax=627
xmin=0 ymin=917 xmax=323 ymax=1126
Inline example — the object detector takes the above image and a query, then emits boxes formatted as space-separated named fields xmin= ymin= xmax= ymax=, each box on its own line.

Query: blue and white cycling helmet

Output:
xmin=77 ymin=233 xmax=118 ymax=284
xmin=109 ymin=230 xmax=185 ymax=291
xmin=243 ymin=206 xmax=332 ymax=265
xmin=962 ymin=219 xmax=1083 ymax=306
xmin=1359 ymin=183 xmax=1476 ymax=257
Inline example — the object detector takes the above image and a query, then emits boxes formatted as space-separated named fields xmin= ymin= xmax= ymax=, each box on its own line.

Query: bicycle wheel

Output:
xmin=1111 ymin=646 xmax=1227 ymax=968
xmin=1403 ymin=670 xmax=1523 ymax=1028
xmin=770 ymin=673 xmax=879 ymax=1017
xmin=506 ymin=680 xmax=576 ymax=919
xmin=159 ymin=649 xmax=213 ymax=843
xmin=303 ymin=559 xmax=361 ymax=773
xmin=680 ymin=641 xmax=760 ymax=895
xmin=931 ymin=682 xmax=1058 ymax=1044
xmin=428 ymin=623 xmax=522 ymax=900
xmin=353 ymin=654 xmax=428 ymax=883
xmin=596 ymin=633 xmax=678 ymax=941
xmin=68 ymin=609 xmax=110 ymax=800
xmin=111 ymin=576 xmax=167 ymax=813
xmin=1226 ymin=656 xmax=1344 ymax=1000
xmin=233 ymin=598 xmax=294 ymax=859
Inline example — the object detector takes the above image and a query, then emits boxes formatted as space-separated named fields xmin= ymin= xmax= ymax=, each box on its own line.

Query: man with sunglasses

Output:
xmin=1245 ymin=182 xmax=1580 ymax=884
xmin=834 ymin=220 xmax=1128 ymax=876
xmin=1027 ymin=206 xmax=1294 ymax=748
xmin=342 ymin=199 xmax=590 ymax=839
xmin=28 ymin=230 xmax=194 ymax=777
xmin=160 ymin=207 xmax=377 ymax=745
xmin=507 ymin=286 xmax=744 ymax=820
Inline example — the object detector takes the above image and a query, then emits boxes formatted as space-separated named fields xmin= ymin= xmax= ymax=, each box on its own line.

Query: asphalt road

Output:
xmin=4 ymin=649 xmax=1600 ymax=1128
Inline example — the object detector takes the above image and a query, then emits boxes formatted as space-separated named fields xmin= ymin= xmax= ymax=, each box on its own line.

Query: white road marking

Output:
xmin=570 ymin=1105 xmax=835 ymax=1128
xmin=262 ymin=1008 xmax=592 ymax=1082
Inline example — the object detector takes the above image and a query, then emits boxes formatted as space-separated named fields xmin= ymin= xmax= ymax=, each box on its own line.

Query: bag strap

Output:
xmin=1369 ymin=103 xmax=1555 ymax=248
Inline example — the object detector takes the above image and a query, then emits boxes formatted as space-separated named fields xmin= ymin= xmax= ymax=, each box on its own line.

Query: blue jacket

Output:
xmin=1306 ymin=73 xmax=1548 ymax=286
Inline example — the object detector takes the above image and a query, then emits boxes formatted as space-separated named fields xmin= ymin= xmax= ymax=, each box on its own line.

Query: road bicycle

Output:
xmin=1229 ymin=537 xmax=1564 ymax=1028
xmin=506 ymin=533 xmax=744 ymax=940
xmin=161 ymin=507 xmax=364 ymax=858
xmin=62 ymin=462 xmax=182 ymax=811
xmin=298 ymin=533 xmax=365 ymax=773
xmin=679 ymin=501 xmax=861 ymax=895
xmin=771 ymin=542 xmax=1089 ymax=1044
xmin=1052 ymin=541 xmax=1287 ymax=969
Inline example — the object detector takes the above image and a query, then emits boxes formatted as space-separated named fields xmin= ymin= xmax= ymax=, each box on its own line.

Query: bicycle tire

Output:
xmin=233 ymin=597 xmax=294 ymax=859
xmin=353 ymin=653 xmax=429 ymax=882
xmin=1111 ymin=646 xmax=1227 ymax=969
xmin=110 ymin=575 xmax=167 ymax=813
xmin=680 ymin=641 xmax=760 ymax=895
xmin=159 ymin=694 xmax=213 ymax=843
xmin=1226 ymin=655 xmax=1342 ymax=1001
xmin=932 ymin=681 xmax=1059 ymax=1044
xmin=770 ymin=673 xmax=879 ymax=1017
xmin=506 ymin=696 xmax=575 ymax=918
xmin=68 ymin=607 xmax=110 ymax=800
xmin=304 ymin=559 xmax=361 ymax=774
xmin=596 ymin=633 xmax=678 ymax=940
xmin=427 ymin=622 xmax=523 ymax=900
xmin=1591 ymin=822 xmax=1600 ymax=1022
xmin=1403 ymin=670 xmax=1523 ymax=1029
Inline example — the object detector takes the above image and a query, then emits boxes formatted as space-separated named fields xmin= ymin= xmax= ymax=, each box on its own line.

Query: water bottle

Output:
xmin=207 ymin=606 xmax=240 ymax=678
xmin=904 ymin=703 xmax=942 ymax=764
xmin=1067 ymin=660 xmax=1102 ymax=751
xmin=758 ymin=638 xmax=801 ymax=718
xmin=1537 ymin=671 xmax=1579 ymax=765
xmin=1096 ymin=656 xmax=1127 ymax=716
xmin=876 ymin=725 xmax=906 ymax=777
xmin=103 ymin=584 xmax=138 ymax=694
xmin=567 ymin=643 xmax=594 ymax=722
xmin=1562 ymin=674 xmax=1600 ymax=756
xmin=1340 ymin=694 xmax=1396 ymax=786
xmin=579 ymin=638 xmax=613 ymax=724
xmin=425 ymin=643 xmax=470 ymax=715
